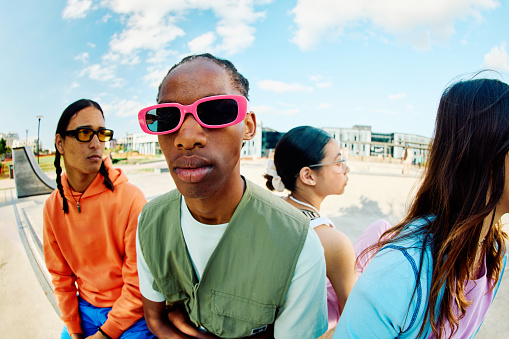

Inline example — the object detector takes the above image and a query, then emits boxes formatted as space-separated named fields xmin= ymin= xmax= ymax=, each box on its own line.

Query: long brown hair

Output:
xmin=360 ymin=76 xmax=509 ymax=338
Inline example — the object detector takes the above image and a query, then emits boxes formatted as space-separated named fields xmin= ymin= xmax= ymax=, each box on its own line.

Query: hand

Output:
xmin=167 ymin=306 xmax=218 ymax=339
xmin=85 ymin=331 xmax=109 ymax=339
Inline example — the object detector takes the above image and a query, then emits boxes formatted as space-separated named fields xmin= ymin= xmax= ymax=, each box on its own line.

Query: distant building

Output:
xmin=261 ymin=127 xmax=284 ymax=158
xmin=0 ymin=132 xmax=19 ymax=148
xmin=241 ymin=120 xmax=262 ymax=159
xmin=12 ymin=136 xmax=41 ymax=154
xmin=323 ymin=125 xmax=431 ymax=162
xmin=132 ymin=133 xmax=160 ymax=155
xmin=323 ymin=125 xmax=372 ymax=157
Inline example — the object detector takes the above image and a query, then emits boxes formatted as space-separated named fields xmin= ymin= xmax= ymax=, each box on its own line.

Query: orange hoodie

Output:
xmin=43 ymin=158 xmax=147 ymax=338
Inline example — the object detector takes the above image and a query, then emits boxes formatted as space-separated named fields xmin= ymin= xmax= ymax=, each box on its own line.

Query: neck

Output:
xmin=184 ymin=175 xmax=245 ymax=225
xmin=66 ymin=171 xmax=99 ymax=193
xmin=480 ymin=209 xmax=502 ymax=244
xmin=288 ymin=191 xmax=322 ymax=213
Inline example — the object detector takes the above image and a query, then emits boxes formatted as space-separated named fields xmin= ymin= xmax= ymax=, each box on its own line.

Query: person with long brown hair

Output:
xmin=334 ymin=76 xmax=509 ymax=338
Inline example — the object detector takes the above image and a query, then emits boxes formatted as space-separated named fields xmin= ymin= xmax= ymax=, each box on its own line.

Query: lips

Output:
xmin=87 ymin=154 xmax=102 ymax=161
xmin=174 ymin=156 xmax=213 ymax=183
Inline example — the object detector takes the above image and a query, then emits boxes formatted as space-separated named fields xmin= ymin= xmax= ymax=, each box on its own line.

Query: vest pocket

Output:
xmin=211 ymin=290 xmax=277 ymax=332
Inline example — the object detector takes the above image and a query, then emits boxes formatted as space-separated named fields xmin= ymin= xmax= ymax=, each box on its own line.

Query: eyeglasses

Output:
xmin=138 ymin=95 xmax=248 ymax=135
xmin=64 ymin=128 xmax=114 ymax=142
xmin=309 ymin=157 xmax=348 ymax=172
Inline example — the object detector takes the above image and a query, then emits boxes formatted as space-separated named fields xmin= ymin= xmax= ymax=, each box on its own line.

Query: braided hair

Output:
xmin=157 ymin=53 xmax=250 ymax=101
xmin=55 ymin=99 xmax=114 ymax=214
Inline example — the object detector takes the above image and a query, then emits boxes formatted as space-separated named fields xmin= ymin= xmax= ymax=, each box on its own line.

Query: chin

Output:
xmin=175 ymin=181 xmax=220 ymax=200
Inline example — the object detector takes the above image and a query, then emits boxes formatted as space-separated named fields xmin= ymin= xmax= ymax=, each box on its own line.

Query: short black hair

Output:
xmin=157 ymin=53 xmax=249 ymax=101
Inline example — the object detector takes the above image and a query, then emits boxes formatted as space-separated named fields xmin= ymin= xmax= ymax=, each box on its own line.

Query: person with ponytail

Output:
xmin=264 ymin=126 xmax=357 ymax=334
xmin=43 ymin=99 xmax=152 ymax=339
xmin=334 ymin=76 xmax=509 ymax=338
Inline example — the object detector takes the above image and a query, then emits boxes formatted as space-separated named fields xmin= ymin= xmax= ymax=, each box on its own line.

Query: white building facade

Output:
xmin=322 ymin=125 xmax=431 ymax=162
xmin=12 ymin=136 xmax=41 ymax=154
xmin=323 ymin=125 xmax=372 ymax=157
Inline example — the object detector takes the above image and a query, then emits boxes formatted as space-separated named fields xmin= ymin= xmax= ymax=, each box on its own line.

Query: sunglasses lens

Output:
xmin=145 ymin=107 xmax=181 ymax=132
xmin=98 ymin=130 xmax=113 ymax=142
xmin=77 ymin=129 xmax=94 ymax=141
xmin=197 ymin=99 xmax=239 ymax=126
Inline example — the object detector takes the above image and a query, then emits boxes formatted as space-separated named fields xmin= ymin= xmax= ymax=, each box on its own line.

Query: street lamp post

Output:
xmin=36 ymin=115 xmax=43 ymax=163
xmin=25 ymin=129 xmax=29 ymax=145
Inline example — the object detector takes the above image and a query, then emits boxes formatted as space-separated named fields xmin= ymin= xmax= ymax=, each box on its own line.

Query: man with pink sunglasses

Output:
xmin=135 ymin=54 xmax=327 ymax=339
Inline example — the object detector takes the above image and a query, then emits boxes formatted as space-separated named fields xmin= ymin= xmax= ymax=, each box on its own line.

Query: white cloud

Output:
xmin=74 ymin=52 xmax=89 ymax=63
xmin=252 ymin=105 xmax=300 ymax=116
xmin=389 ymin=93 xmax=406 ymax=100
xmin=316 ymin=82 xmax=332 ymax=88
xmin=80 ymin=64 xmax=116 ymax=80
xmin=144 ymin=68 xmax=168 ymax=89
xmin=70 ymin=81 xmax=80 ymax=89
xmin=102 ymin=13 xmax=112 ymax=23
xmin=101 ymin=1 xmax=266 ymax=58
xmin=66 ymin=1 xmax=268 ymax=85
xmin=188 ymin=32 xmax=217 ymax=54
xmin=108 ymin=13 xmax=185 ymax=56
xmin=79 ymin=64 xmax=126 ymax=87
xmin=258 ymin=80 xmax=313 ymax=93
xmin=290 ymin=0 xmax=499 ymax=51
xmin=310 ymin=74 xmax=333 ymax=88
xmin=317 ymin=103 xmax=332 ymax=109
xmin=216 ymin=21 xmax=257 ymax=55
xmin=143 ymin=49 xmax=179 ymax=88
xmin=87 ymin=42 xmax=96 ymax=48
xmin=483 ymin=41 xmax=509 ymax=71
xmin=62 ymin=0 xmax=94 ymax=19
xmin=112 ymin=99 xmax=143 ymax=117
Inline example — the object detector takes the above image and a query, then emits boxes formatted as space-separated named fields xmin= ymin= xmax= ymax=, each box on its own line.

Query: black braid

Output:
xmin=54 ymin=152 xmax=69 ymax=214
xmin=100 ymin=161 xmax=114 ymax=192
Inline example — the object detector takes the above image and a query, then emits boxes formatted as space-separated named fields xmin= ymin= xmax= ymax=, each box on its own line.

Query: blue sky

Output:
xmin=1 ymin=0 xmax=508 ymax=151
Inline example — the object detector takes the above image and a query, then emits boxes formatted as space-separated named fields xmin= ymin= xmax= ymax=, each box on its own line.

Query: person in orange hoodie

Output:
xmin=43 ymin=99 xmax=152 ymax=339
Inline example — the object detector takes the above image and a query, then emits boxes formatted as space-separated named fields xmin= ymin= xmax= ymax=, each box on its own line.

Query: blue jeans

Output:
xmin=61 ymin=297 xmax=154 ymax=338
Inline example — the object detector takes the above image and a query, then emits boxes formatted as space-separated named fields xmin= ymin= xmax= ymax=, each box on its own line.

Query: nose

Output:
xmin=89 ymin=133 xmax=101 ymax=149
xmin=344 ymin=164 xmax=350 ymax=174
xmin=174 ymin=114 xmax=207 ymax=150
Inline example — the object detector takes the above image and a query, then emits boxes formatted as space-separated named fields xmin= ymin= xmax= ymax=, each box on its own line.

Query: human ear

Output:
xmin=55 ymin=134 xmax=65 ymax=155
xmin=242 ymin=112 xmax=256 ymax=141
xmin=298 ymin=167 xmax=316 ymax=186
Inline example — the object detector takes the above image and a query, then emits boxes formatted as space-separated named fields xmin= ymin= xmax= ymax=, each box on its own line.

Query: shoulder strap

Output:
xmin=298 ymin=209 xmax=320 ymax=219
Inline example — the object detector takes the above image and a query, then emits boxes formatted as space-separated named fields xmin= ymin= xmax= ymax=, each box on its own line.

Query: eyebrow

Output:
xmin=334 ymin=152 xmax=342 ymax=160
xmin=72 ymin=125 xmax=106 ymax=130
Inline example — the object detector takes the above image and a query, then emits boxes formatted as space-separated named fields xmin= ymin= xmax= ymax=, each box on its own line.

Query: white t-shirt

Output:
xmin=136 ymin=196 xmax=328 ymax=339
xmin=309 ymin=216 xmax=335 ymax=229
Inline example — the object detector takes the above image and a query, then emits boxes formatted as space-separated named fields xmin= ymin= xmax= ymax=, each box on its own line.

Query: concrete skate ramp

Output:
xmin=13 ymin=147 xmax=56 ymax=198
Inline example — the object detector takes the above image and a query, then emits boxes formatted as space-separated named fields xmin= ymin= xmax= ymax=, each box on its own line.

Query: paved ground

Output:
xmin=1 ymin=158 xmax=507 ymax=338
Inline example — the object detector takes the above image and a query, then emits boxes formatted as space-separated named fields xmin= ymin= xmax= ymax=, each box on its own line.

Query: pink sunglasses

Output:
xmin=138 ymin=95 xmax=248 ymax=135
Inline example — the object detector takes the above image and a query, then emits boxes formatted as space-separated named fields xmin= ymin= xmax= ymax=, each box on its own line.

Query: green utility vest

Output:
xmin=138 ymin=179 xmax=309 ymax=338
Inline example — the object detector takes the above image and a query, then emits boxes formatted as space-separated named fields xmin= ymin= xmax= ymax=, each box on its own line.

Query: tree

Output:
xmin=0 ymin=138 xmax=6 ymax=155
